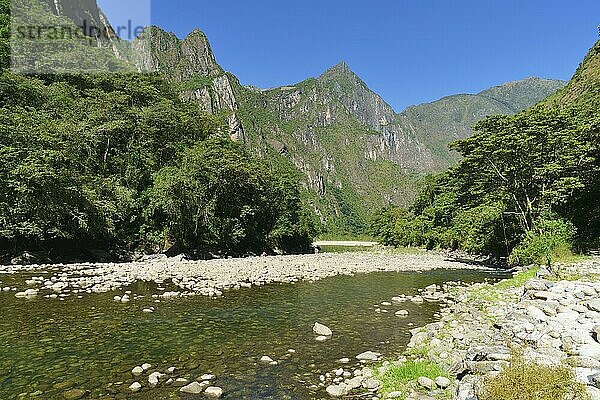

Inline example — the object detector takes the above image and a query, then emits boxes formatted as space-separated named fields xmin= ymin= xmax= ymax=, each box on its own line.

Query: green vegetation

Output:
xmin=376 ymin=360 xmax=451 ymax=398
xmin=317 ymin=245 xmax=373 ymax=253
xmin=0 ymin=1 xmax=314 ymax=260
xmin=466 ymin=268 xmax=540 ymax=308
xmin=479 ymin=353 xmax=590 ymax=400
xmin=372 ymin=40 xmax=600 ymax=266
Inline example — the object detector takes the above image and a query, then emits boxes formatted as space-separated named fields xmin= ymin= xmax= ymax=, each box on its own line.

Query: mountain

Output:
xmin=233 ymin=59 xmax=564 ymax=231
xmin=15 ymin=0 xmax=567 ymax=233
xmin=396 ymin=77 xmax=566 ymax=167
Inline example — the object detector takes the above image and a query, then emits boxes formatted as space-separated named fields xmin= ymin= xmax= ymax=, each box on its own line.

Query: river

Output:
xmin=0 ymin=266 xmax=506 ymax=399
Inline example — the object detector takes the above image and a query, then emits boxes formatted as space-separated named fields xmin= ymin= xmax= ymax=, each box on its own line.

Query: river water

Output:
xmin=0 ymin=268 xmax=505 ymax=399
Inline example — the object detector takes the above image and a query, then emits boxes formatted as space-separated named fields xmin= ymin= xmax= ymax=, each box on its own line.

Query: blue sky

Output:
xmin=102 ymin=0 xmax=599 ymax=111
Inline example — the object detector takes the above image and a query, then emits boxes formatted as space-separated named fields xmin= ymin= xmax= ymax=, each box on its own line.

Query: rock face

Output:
xmin=131 ymin=27 xmax=222 ymax=80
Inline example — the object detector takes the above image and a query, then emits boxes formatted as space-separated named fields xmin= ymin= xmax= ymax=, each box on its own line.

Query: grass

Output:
xmin=318 ymin=245 xmax=374 ymax=253
xmin=495 ymin=267 xmax=540 ymax=290
xmin=315 ymin=233 xmax=376 ymax=241
xmin=466 ymin=267 xmax=541 ymax=312
xmin=479 ymin=354 xmax=590 ymax=400
xmin=377 ymin=360 xmax=452 ymax=398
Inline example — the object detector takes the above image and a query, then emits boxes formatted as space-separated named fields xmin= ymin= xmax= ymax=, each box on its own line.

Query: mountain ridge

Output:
xmin=15 ymin=1 xmax=568 ymax=233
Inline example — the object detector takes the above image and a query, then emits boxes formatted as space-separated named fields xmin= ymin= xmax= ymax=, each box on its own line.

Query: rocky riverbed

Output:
xmin=0 ymin=251 xmax=486 ymax=300
xmin=328 ymin=257 xmax=600 ymax=399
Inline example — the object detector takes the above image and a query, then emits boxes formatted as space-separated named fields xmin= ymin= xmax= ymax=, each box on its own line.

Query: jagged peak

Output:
xmin=185 ymin=28 xmax=210 ymax=42
xmin=320 ymin=61 xmax=357 ymax=80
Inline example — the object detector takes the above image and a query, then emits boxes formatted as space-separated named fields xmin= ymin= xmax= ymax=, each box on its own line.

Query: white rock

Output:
xmin=313 ymin=322 xmax=333 ymax=336
xmin=141 ymin=363 xmax=152 ymax=371
xmin=435 ymin=376 xmax=452 ymax=389
xmin=356 ymin=351 xmax=381 ymax=362
xmin=129 ymin=382 xmax=142 ymax=392
xmin=180 ymin=381 xmax=204 ymax=394
xmin=148 ymin=371 xmax=163 ymax=386
xmin=132 ymin=366 xmax=144 ymax=376
xmin=326 ymin=383 xmax=349 ymax=397
xmin=527 ymin=306 xmax=548 ymax=322
xmin=205 ymin=386 xmax=223 ymax=397
xmin=260 ymin=356 xmax=274 ymax=363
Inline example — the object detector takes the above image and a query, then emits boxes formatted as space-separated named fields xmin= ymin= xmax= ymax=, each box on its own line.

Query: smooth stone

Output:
xmin=362 ymin=377 xmax=381 ymax=389
xmin=418 ymin=376 xmax=436 ymax=390
xmin=128 ymin=382 xmax=141 ymax=392
xmin=435 ymin=376 xmax=451 ymax=389
xmin=313 ymin=322 xmax=333 ymax=336
xmin=180 ymin=382 xmax=204 ymax=394
xmin=148 ymin=372 xmax=163 ymax=386
xmin=200 ymin=374 xmax=215 ymax=381
xmin=395 ymin=310 xmax=409 ymax=317
xmin=141 ymin=363 xmax=151 ymax=371
xmin=356 ymin=351 xmax=381 ymax=362
xmin=131 ymin=366 xmax=143 ymax=376
xmin=260 ymin=356 xmax=274 ymax=363
xmin=205 ymin=386 xmax=223 ymax=398
xmin=326 ymin=383 xmax=349 ymax=397
xmin=527 ymin=306 xmax=548 ymax=321
xmin=316 ymin=335 xmax=330 ymax=342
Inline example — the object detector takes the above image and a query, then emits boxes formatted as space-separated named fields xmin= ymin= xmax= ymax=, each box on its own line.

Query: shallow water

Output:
xmin=0 ymin=268 xmax=505 ymax=399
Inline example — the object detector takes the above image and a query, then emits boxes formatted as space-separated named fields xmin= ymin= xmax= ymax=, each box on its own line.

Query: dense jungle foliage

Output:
xmin=0 ymin=0 xmax=314 ymax=260
xmin=372 ymin=41 xmax=600 ymax=265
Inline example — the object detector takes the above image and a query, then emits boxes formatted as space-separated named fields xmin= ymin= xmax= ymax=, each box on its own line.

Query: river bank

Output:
xmin=328 ymin=257 xmax=600 ymax=399
xmin=0 ymin=251 xmax=489 ymax=300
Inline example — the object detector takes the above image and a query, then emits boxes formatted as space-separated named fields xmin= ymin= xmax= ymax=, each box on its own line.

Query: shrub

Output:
xmin=509 ymin=216 xmax=576 ymax=267
xmin=479 ymin=354 xmax=589 ymax=400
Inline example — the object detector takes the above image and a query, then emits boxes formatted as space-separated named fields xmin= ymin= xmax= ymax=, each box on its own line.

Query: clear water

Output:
xmin=0 ymin=268 xmax=504 ymax=399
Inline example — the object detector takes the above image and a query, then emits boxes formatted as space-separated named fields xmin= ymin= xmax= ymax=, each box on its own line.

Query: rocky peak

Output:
xmin=132 ymin=26 xmax=222 ymax=81
xmin=320 ymin=61 xmax=354 ymax=79
xmin=317 ymin=61 xmax=396 ymax=131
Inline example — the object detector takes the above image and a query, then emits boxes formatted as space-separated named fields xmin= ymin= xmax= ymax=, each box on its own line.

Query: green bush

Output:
xmin=509 ymin=216 xmax=576 ymax=267
xmin=479 ymin=354 xmax=589 ymax=400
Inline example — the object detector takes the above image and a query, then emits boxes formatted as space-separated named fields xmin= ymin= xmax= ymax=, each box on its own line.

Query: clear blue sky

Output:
xmin=111 ymin=0 xmax=599 ymax=111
